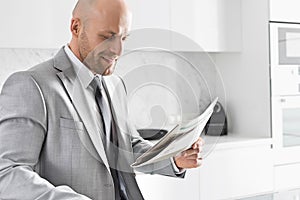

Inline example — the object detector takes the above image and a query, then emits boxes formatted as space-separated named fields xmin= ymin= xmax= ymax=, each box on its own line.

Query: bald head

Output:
xmin=69 ymin=0 xmax=131 ymax=75
xmin=72 ymin=0 xmax=94 ymax=21
xmin=72 ymin=0 xmax=130 ymax=25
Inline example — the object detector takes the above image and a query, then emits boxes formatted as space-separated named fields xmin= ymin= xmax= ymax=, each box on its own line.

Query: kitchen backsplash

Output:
xmin=115 ymin=50 xmax=218 ymax=129
xmin=0 ymin=48 xmax=58 ymax=90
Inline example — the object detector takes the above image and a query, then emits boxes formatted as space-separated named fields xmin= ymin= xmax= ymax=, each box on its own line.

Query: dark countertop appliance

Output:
xmin=137 ymin=129 xmax=168 ymax=140
xmin=204 ymin=101 xmax=227 ymax=136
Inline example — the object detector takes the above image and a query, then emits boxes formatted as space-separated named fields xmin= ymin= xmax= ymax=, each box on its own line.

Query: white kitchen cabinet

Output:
xmin=136 ymin=137 xmax=273 ymax=200
xmin=199 ymin=140 xmax=273 ymax=200
xmin=126 ymin=0 xmax=241 ymax=52
xmin=126 ymin=0 xmax=171 ymax=30
xmin=270 ymin=0 xmax=300 ymax=23
xmin=0 ymin=0 xmax=241 ymax=51
xmin=274 ymin=163 xmax=300 ymax=191
xmin=0 ymin=0 xmax=77 ymax=48
xmin=170 ymin=0 xmax=241 ymax=52
xmin=125 ymin=0 xmax=172 ymax=51
xmin=136 ymin=168 xmax=200 ymax=200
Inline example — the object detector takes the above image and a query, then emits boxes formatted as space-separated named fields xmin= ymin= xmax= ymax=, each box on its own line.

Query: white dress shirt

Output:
xmin=64 ymin=45 xmax=108 ymax=143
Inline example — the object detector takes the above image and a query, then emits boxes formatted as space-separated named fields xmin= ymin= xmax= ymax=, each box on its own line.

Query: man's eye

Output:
xmin=100 ymin=35 xmax=112 ymax=40
xmin=122 ymin=35 xmax=130 ymax=41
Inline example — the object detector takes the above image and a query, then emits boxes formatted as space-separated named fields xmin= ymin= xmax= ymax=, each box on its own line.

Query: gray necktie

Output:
xmin=94 ymin=76 xmax=128 ymax=200
xmin=94 ymin=76 xmax=112 ymax=145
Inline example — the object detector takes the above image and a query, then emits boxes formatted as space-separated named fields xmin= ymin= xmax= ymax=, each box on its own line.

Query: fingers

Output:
xmin=174 ymin=148 xmax=203 ymax=169
xmin=174 ymin=137 xmax=205 ymax=169
xmin=182 ymin=146 xmax=203 ymax=160
xmin=186 ymin=157 xmax=203 ymax=168
xmin=192 ymin=138 xmax=200 ymax=149
xmin=185 ymin=154 xmax=198 ymax=160
xmin=183 ymin=143 xmax=203 ymax=159
xmin=192 ymin=137 xmax=205 ymax=149
xmin=183 ymin=148 xmax=200 ymax=157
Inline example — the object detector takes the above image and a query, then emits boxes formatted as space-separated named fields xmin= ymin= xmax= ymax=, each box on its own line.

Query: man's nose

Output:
xmin=109 ymin=37 xmax=123 ymax=56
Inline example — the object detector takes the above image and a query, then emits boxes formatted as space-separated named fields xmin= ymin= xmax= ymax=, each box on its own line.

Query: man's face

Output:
xmin=77 ymin=4 xmax=130 ymax=75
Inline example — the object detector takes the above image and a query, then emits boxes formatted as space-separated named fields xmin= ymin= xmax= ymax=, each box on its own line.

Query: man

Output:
xmin=0 ymin=0 xmax=203 ymax=199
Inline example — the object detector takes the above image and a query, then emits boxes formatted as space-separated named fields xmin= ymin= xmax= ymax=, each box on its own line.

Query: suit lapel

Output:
xmin=54 ymin=48 xmax=110 ymax=172
xmin=102 ymin=77 xmax=135 ymax=169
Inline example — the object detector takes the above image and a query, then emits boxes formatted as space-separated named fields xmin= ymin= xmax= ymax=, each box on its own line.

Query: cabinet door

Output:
xmin=170 ymin=0 xmax=219 ymax=51
xmin=125 ymin=0 xmax=172 ymax=50
xmin=126 ymin=0 xmax=171 ymax=30
xmin=274 ymin=163 xmax=300 ymax=191
xmin=0 ymin=0 xmax=76 ymax=48
xmin=136 ymin=168 xmax=200 ymax=200
xmin=199 ymin=145 xmax=273 ymax=200
xmin=270 ymin=0 xmax=300 ymax=23
xmin=126 ymin=0 xmax=241 ymax=52
xmin=170 ymin=0 xmax=241 ymax=52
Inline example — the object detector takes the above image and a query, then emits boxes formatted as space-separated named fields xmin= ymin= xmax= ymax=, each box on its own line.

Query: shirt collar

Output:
xmin=64 ymin=45 xmax=102 ymax=89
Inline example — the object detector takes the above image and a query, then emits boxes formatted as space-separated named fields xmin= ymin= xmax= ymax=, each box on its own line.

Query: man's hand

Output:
xmin=174 ymin=137 xmax=204 ymax=169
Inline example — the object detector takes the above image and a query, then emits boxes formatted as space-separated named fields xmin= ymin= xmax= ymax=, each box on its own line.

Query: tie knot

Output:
xmin=91 ymin=75 xmax=103 ymax=91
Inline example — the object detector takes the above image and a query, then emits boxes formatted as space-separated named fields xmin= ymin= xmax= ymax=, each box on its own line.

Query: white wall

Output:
xmin=0 ymin=49 xmax=57 ymax=90
xmin=213 ymin=0 xmax=271 ymax=137
xmin=0 ymin=0 xmax=77 ymax=48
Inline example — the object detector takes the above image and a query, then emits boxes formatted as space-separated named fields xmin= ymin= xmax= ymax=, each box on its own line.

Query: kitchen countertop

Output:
xmin=236 ymin=188 xmax=300 ymax=200
xmin=202 ymin=134 xmax=272 ymax=150
xmin=149 ymin=134 xmax=272 ymax=151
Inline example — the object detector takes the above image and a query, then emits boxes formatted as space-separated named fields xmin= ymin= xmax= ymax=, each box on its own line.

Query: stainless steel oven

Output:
xmin=270 ymin=23 xmax=300 ymax=164
xmin=270 ymin=22 xmax=300 ymax=96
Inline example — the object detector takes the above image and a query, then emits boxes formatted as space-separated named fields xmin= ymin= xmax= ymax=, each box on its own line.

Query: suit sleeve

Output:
xmin=0 ymin=72 xmax=91 ymax=200
xmin=129 ymin=124 xmax=185 ymax=178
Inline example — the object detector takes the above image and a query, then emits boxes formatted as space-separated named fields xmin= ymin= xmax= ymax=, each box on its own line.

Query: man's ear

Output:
xmin=70 ymin=18 xmax=81 ymax=37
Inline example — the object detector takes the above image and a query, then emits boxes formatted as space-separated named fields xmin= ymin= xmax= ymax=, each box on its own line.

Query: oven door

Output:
xmin=272 ymin=96 xmax=300 ymax=164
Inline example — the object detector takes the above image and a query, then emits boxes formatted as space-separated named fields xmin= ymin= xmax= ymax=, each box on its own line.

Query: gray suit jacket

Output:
xmin=0 ymin=48 xmax=182 ymax=200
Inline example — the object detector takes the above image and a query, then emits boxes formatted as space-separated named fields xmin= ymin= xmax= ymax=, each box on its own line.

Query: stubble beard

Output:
xmin=78 ymin=29 xmax=101 ymax=74
xmin=78 ymin=30 xmax=91 ymax=67
xmin=78 ymin=29 xmax=116 ymax=75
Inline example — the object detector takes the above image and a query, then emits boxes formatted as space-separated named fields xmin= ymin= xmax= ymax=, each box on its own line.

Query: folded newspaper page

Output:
xmin=131 ymin=97 xmax=218 ymax=168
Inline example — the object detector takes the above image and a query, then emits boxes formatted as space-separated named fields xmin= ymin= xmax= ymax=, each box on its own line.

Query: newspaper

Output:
xmin=131 ymin=97 xmax=218 ymax=168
